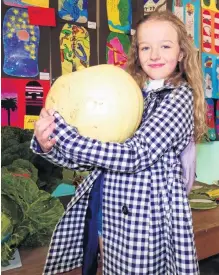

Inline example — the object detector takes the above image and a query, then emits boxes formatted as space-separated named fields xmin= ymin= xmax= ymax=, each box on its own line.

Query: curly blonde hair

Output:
xmin=126 ymin=10 xmax=207 ymax=143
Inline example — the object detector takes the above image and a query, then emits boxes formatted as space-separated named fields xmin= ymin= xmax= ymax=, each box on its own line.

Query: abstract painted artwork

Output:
xmin=3 ymin=0 xmax=49 ymax=8
xmin=3 ymin=7 xmax=40 ymax=77
xmin=60 ymin=23 xmax=90 ymax=75
xmin=1 ymin=78 xmax=50 ymax=129
xmin=25 ymin=81 xmax=44 ymax=115
xmin=107 ymin=0 xmax=132 ymax=34
xmin=58 ymin=0 xmax=88 ymax=23
xmin=106 ymin=32 xmax=130 ymax=69
xmin=1 ymin=91 xmax=18 ymax=127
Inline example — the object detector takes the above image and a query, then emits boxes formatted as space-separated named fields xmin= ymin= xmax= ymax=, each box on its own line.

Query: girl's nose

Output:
xmin=150 ymin=49 xmax=160 ymax=60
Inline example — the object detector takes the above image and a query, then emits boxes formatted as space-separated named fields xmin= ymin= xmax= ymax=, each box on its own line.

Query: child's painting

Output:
xmin=1 ymin=78 xmax=50 ymax=129
xmin=3 ymin=0 xmax=49 ymax=8
xmin=1 ymin=92 xmax=18 ymax=127
xmin=58 ymin=0 xmax=88 ymax=23
xmin=201 ymin=0 xmax=218 ymax=11
xmin=107 ymin=0 xmax=132 ymax=34
xmin=202 ymin=53 xmax=219 ymax=99
xmin=25 ymin=81 xmax=44 ymax=115
xmin=60 ymin=23 xmax=90 ymax=75
xmin=3 ymin=7 xmax=40 ymax=77
xmin=203 ymin=56 xmax=213 ymax=98
xmin=206 ymin=98 xmax=216 ymax=140
xmin=201 ymin=8 xmax=219 ymax=55
xmin=144 ymin=0 xmax=167 ymax=14
xmin=216 ymin=99 xmax=219 ymax=139
xmin=173 ymin=0 xmax=200 ymax=49
xmin=106 ymin=32 xmax=130 ymax=69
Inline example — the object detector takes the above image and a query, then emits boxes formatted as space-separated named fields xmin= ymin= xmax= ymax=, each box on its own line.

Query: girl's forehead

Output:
xmin=137 ymin=20 xmax=178 ymax=42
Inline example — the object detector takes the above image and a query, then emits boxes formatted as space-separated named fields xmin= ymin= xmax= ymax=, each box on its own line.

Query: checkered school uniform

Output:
xmin=31 ymin=82 xmax=200 ymax=275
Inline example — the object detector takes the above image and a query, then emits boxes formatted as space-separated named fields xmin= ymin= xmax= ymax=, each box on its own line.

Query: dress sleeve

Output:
xmin=45 ymin=86 xmax=194 ymax=173
xmin=30 ymin=135 xmax=93 ymax=171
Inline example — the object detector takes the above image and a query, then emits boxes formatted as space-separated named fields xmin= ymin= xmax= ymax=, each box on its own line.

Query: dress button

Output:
xmin=122 ymin=205 xmax=129 ymax=215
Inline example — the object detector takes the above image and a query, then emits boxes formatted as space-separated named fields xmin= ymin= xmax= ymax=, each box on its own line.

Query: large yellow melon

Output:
xmin=45 ymin=64 xmax=143 ymax=142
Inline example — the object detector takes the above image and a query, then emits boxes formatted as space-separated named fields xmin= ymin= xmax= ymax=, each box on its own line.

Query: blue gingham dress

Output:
xmin=31 ymin=82 xmax=199 ymax=275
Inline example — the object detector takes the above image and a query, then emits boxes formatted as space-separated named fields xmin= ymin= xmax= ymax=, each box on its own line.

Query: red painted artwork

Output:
xmin=1 ymin=78 xmax=50 ymax=128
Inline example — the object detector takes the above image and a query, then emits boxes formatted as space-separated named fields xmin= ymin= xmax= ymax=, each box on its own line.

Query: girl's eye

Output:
xmin=162 ymin=45 xmax=171 ymax=49
xmin=141 ymin=47 xmax=149 ymax=51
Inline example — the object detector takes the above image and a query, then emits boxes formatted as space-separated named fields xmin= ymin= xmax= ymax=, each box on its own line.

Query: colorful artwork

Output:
xmin=173 ymin=0 xmax=184 ymax=22
xmin=216 ymin=57 xmax=219 ymax=95
xmin=1 ymin=78 xmax=50 ymax=128
xmin=214 ymin=12 xmax=219 ymax=53
xmin=3 ymin=0 xmax=49 ymax=8
xmin=107 ymin=0 xmax=132 ymax=34
xmin=204 ymin=56 xmax=213 ymax=98
xmin=201 ymin=0 xmax=218 ymax=11
xmin=25 ymin=81 xmax=44 ymax=115
xmin=202 ymin=9 xmax=219 ymax=54
xmin=185 ymin=3 xmax=195 ymax=41
xmin=216 ymin=100 xmax=219 ymax=139
xmin=106 ymin=32 xmax=130 ymax=69
xmin=206 ymin=98 xmax=216 ymax=140
xmin=1 ymin=91 xmax=18 ymax=127
xmin=3 ymin=7 xmax=40 ymax=77
xmin=202 ymin=53 xmax=219 ymax=99
xmin=58 ymin=0 xmax=88 ymax=23
xmin=173 ymin=0 xmax=200 ymax=49
xmin=60 ymin=23 xmax=90 ymax=75
xmin=144 ymin=0 xmax=167 ymax=14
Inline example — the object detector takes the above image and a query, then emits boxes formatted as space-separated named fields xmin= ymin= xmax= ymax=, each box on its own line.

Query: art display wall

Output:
xmin=1 ymin=0 xmax=97 ymax=129
xmin=1 ymin=0 xmax=219 ymax=142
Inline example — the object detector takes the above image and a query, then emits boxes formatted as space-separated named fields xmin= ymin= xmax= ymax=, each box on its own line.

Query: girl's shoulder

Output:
xmin=158 ymin=81 xmax=193 ymax=98
xmin=162 ymin=80 xmax=192 ymax=91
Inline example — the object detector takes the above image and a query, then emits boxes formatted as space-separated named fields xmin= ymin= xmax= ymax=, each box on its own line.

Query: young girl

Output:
xmin=32 ymin=11 xmax=206 ymax=275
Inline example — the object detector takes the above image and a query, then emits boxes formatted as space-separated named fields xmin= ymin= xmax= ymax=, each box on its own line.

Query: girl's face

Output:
xmin=137 ymin=20 xmax=183 ymax=80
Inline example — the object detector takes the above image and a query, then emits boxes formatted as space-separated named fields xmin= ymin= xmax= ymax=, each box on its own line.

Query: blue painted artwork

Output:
xmin=3 ymin=0 xmax=33 ymax=7
xmin=202 ymin=52 xmax=219 ymax=99
xmin=3 ymin=7 xmax=40 ymax=77
xmin=58 ymin=0 xmax=88 ymax=23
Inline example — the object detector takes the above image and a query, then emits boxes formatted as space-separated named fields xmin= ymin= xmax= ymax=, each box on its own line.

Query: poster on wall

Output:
xmin=106 ymin=32 xmax=131 ymax=69
xmin=144 ymin=0 xmax=167 ymax=14
xmin=99 ymin=0 xmax=142 ymax=67
xmin=172 ymin=0 xmax=200 ymax=49
xmin=1 ymin=2 xmax=50 ymax=80
xmin=2 ymin=7 xmax=40 ymax=78
xmin=202 ymin=53 xmax=219 ymax=99
xmin=59 ymin=23 xmax=90 ymax=75
xmin=1 ymin=78 xmax=50 ymax=129
xmin=49 ymin=0 xmax=97 ymax=81
xmin=201 ymin=5 xmax=219 ymax=55
xmin=58 ymin=0 xmax=88 ymax=23
xmin=3 ymin=0 xmax=49 ymax=8
xmin=206 ymin=98 xmax=219 ymax=141
xmin=106 ymin=0 xmax=132 ymax=34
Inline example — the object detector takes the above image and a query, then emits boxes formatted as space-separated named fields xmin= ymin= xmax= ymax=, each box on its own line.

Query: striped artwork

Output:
xmin=25 ymin=81 xmax=43 ymax=115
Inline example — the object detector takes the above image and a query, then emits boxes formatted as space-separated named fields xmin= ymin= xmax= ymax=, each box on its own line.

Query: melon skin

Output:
xmin=45 ymin=64 xmax=144 ymax=142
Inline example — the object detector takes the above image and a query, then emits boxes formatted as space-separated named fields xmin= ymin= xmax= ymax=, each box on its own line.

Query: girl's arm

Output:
xmin=30 ymin=136 xmax=93 ymax=172
xmin=50 ymin=86 xmax=194 ymax=173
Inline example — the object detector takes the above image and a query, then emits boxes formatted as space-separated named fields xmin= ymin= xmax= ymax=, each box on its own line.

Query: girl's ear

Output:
xmin=178 ymin=51 xmax=183 ymax=62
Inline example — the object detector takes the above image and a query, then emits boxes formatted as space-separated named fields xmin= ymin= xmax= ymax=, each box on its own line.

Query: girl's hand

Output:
xmin=34 ymin=108 xmax=56 ymax=153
